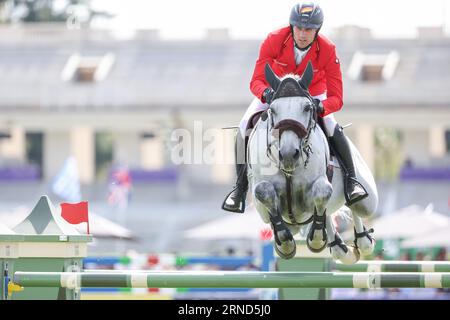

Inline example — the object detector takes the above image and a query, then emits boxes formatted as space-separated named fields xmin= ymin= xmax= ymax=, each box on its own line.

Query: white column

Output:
xmin=70 ymin=127 xmax=94 ymax=184
xmin=141 ymin=137 xmax=164 ymax=170
xmin=354 ymin=125 xmax=375 ymax=173
xmin=0 ymin=126 xmax=26 ymax=162
xmin=44 ymin=131 xmax=71 ymax=180
xmin=429 ymin=126 xmax=446 ymax=158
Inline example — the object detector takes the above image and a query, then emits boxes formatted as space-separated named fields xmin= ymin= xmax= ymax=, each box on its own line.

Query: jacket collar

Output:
xmin=294 ymin=37 xmax=319 ymax=74
xmin=281 ymin=31 xmax=320 ymax=74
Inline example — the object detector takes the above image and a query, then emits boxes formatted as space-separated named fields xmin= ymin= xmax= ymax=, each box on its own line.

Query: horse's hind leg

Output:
xmin=306 ymin=177 xmax=332 ymax=253
xmin=352 ymin=213 xmax=375 ymax=256
xmin=254 ymin=181 xmax=296 ymax=259
xmin=348 ymin=183 xmax=377 ymax=257
xmin=326 ymin=217 xmax=360 ymax=264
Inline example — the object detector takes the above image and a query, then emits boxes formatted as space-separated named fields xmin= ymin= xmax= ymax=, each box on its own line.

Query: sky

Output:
xmin=90 ymin=0 xmax=450 ymax=39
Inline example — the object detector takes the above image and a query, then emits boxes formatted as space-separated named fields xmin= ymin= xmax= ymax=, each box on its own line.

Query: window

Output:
xmin=95 ymin=132 xmax=114 ymax=181
xmin=0 ymin=131 xmax=11 ymax=139
xmin=61 ymin=53 xmax=115 ymax=83
xmin=445 ymin=130 xmax=450 ymax=153
xmin=348 ymin=51 xmax=399 ymax=82
xmin=25 ymin=132 xmax=43 ymax=179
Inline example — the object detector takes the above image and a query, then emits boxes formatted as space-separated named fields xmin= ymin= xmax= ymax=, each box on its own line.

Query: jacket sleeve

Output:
xmin=321 ymin=46 xmax=344 ymax=117
xmin=250 ymin=35 xmax=277 ymax=102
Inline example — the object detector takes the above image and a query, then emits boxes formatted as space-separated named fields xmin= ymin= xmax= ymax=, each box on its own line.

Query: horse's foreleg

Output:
xmin=254 ymin=181 xmax=296 ymax=259
xmin=306 ymin=177 xmax=332 ymax=253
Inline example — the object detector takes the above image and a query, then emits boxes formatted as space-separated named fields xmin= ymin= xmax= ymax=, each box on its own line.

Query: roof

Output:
xmin=369 ymin=204 xmax=450 ymax=240
xmin=0 ymin=201 xmax=135 ymax=239
xmin=12 ymin=195 xmax=81 ymax=235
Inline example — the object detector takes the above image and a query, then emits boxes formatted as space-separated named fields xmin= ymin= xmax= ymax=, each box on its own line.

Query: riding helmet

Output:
xmin=289 ymin=2 xmax=324 ymax=29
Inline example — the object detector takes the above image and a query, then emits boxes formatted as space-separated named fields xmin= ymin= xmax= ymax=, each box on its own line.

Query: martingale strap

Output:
xmin=285 ymin=175 xmax=298 ymax=224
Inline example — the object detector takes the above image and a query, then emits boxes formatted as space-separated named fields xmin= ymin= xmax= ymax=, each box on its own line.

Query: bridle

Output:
xmin=265 ymin=93 xmax=318 ymax=176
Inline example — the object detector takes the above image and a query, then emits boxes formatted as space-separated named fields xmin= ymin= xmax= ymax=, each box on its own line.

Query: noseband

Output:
xmin=272 ymin=119 xmax=308 ymax=139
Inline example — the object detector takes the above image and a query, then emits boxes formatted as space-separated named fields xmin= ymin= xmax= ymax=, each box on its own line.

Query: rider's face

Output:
xmin=292 ymin=26 xmax=317 ymax=49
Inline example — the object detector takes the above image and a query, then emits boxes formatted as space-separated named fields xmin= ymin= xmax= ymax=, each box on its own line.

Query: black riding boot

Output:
xmin=222 ymin=133 xmax=249 ymax=213
xmin=329 ymin=125 xmax=368 ymax=206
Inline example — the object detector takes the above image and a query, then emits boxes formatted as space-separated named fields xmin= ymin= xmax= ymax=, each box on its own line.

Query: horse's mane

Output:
xmin=280 ymin=73 xmax=301 ymax=81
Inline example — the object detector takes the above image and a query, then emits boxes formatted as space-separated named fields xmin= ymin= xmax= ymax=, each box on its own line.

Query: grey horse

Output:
xmin=247 ymin=62 xmax=378 ymax=263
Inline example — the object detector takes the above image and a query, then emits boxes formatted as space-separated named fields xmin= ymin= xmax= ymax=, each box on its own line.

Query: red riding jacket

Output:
xmin=250 ymin=26 xmax=343 ymax=117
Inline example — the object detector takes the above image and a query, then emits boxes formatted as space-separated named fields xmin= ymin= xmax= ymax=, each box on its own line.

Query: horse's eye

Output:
xmin=304 ymin=104 xmax=312 ymax=112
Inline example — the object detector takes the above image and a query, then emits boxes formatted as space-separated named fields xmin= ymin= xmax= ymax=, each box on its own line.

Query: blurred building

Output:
xmin=0 ymin=24 xmax=449 ymax=202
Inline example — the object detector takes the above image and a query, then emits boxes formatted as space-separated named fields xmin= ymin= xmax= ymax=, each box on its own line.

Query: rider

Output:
xmin=222 ymin=2 xmax=368 ymax=213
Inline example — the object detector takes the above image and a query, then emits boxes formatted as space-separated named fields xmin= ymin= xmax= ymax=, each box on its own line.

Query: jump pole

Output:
xmin=13 ymin=271 xmax=450 ymax=289
xmin=333 ymin=261 xmax=450 ymax=273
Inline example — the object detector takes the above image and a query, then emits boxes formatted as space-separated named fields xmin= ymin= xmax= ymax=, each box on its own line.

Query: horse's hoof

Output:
xmin=306 ymin=238 xmax=327 ymax=253
xmin=306 ymin=229 xmax=328 ymax=253
xmin=332 ymin=246 xmax=360 ymax=265
xmin=274 ymin=240 xmax=296 ymax=259
xmin=272 ymin=228 xmax=296 ymax=259
xmin=356 ymin=237 xmax=376 ymax=256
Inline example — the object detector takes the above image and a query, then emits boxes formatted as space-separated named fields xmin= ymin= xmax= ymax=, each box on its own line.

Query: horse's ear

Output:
xmin=299 ymin=61 xmax=313 ymax=89
xmin=264 ymin=63 xmax=281 ymax=91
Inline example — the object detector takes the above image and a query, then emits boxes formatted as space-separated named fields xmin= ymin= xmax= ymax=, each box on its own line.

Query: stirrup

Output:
xmin=221 ymin=186 xmax=246 ymax=213
xmin=344 ymin=177 xmax=369 ymax=207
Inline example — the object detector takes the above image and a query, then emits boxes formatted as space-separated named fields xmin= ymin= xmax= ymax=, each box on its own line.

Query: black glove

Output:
xmin=262 ymin=88 xmax=275 ymax=104
xmin=313 ymin=98 xmax=324 ymax=115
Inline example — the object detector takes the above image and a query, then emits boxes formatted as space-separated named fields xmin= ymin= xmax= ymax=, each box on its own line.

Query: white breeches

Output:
xmin=239 ymin=93 xmax=337 ymax=138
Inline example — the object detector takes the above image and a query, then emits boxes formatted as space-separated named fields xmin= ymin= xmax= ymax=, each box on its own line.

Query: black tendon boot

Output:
xmin=221 ymin=133 xmax=249 ymax=213
xmin=329 ymin=125 xmax=368 ymax=206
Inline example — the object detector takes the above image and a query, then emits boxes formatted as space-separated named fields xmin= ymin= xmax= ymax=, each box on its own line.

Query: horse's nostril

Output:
xmin=294 ymin=149 xmax=300 ymax=160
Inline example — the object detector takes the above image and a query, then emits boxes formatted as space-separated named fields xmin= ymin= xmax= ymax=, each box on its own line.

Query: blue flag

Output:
xmin=52 ymin=157 xmax=82 ymax=202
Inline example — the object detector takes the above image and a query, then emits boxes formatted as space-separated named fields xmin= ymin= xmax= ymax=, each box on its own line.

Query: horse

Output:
xmin=246 ymin=62 xmax=378 ymax=264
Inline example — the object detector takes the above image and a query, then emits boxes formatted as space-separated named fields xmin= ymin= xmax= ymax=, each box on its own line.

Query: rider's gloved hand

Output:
xmin=262 ymin=88 xmax=275 ymax=105
xmin=313 ymin=98 xmax=324 ymax=115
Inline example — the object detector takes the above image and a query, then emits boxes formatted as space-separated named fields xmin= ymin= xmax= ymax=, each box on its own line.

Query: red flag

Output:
xmin=61 ymin=201 xmax=90 ymax=234
xmin=259 ymin=228 xmax=273 ymax=241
